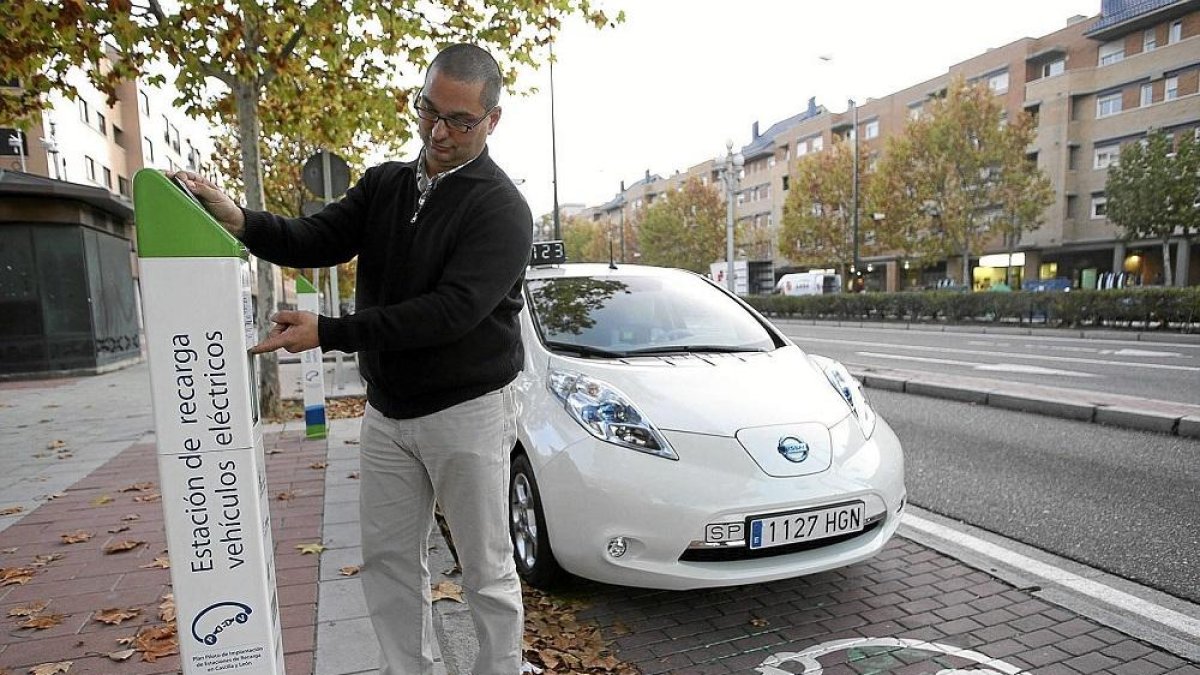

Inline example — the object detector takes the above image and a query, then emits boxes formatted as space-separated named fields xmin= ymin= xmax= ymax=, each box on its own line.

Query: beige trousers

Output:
xmin=359 ymin=386 xmax=523 ymax=675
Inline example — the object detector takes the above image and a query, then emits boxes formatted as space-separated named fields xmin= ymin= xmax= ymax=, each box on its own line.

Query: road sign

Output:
xmin=302 ymin=150 xmax=350 ymax=198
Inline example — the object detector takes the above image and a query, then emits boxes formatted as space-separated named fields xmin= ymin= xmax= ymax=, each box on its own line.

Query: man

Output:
xmin=175 ymin=43 xmax=532 ymax=675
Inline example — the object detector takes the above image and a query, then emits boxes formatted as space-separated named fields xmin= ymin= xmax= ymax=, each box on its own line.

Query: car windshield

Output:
xmin=527 ymin=273 xmax=777 ymax=356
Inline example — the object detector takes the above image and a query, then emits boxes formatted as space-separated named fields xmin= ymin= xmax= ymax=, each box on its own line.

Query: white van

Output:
xmin=775 ymin=272 xmax=842 ymax=296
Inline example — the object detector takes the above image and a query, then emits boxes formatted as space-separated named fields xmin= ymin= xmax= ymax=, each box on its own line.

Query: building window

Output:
xmin=95 ymin=111 xmax=106 ymax=135
xmin=811 ymin=136 xmax=823 ymax=152
xmin=782 ymin=175 xmax=789 ymax=191
xmin=1043 ymin=59 xmax=1065 ymax=78
xmin=987 ymin=71 xmax=1009 ymax=93
xmin=84 ymin=156 xmax=96 ymax=182
xmin=171 ymin=125 xmax=180 ymax=154
xmin=118 ymin=175 xmax=130 ymax=197
xmin=1097 ymin=92 xmax=1122 ymax=118
xmin=139 ymin=91 xmax=150 ymax=115
xmin=144 ymin=137 xmax=154 ymax=162
xmin=1091 ymin=196 xmax=1107 ymax=219
xmin=1094 ymin=145 xmax=1120 ymax=169
xmin=1144 ymin=28 xmax=1157 ymax=52
xmin=1169 ymin=20 xmax=1182 ymax=43
xmin=1165 ymin=76 xmax=1179 ymax=101
xmin=113 ymin=125 xmax=125 ymax=148
xmin=1141 ymin=83 xmax=1154 ymax=107
xmin=1068 ymin=146 xmax=1080 ymax=170
xmin=78 ymin=98 xmax=89 ymax=124
xmin=908 ymin=104 xmax=922 ymax=120
xmin=102 ymin=166 xmax=112 ymax=188
xmin=1098 ymin=40 xmax=1124 ymax=66
xmin=796 ymin=140 xmax=808 ymax=157
xmin=864 ymin=120 xmax=879 ymax=139
xmin=767 ymin=156 xmax=776 ymax=168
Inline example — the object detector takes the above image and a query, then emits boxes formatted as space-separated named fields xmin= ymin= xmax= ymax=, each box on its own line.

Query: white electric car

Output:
xmin=509 ymin=263 xmax=906 ymax=590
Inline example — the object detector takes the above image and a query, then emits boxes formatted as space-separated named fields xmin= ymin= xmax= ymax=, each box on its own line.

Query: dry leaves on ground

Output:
xmin=7 ymin=601 xmax=48 ymax=617
xmin=120 ymin=482 xmax=155 ymax=493
xmin=158 ymin=594 xmax=176 ymax=622
xmin=30 ymin=662 xmax=72 ymax=675
xmin=18 ymin=613 xmax=65 ymax=630
xmin=60 ymin=531 xmax=92 ymax=544
xmin=431 ymin=580 xmax=465 ymax=603
xmin=749 ymin=617 xmax=770 ymax=628
xmin=108 ymin=525 xmax=130 ymax=534
xmin=0 ymin=506 xmax=24 ymax=516
xmin=522 ymin=586 xmax=640 ymax=674
xmin=276 ymin=490 xmax=297 ymax=501
xmin=46 ymin=440 xmax=66 ymax=450
xmin=339 ymin=565 xmax=360 ymax=576
xmin=90 ymin=495 xmax=113 ymax=506
xmin=31 ymin=554 xmax=63 ymax=567
xmin=133 ymin=493 xmax=161 ymax=503
xmin=121 ymin=513 xmax=140 ymax=521
xmin=106 ymin=649 xmax=136 ymax=662
xmin=140 ymin=556 xmax=170 ymax=569
xmin=310 ymin=461 xmax=328 ymax=470
xmin=327 ymin=397 xmax=366 ymax=418
xmin=94 ymin=608 xmax=140 ymax=625
xmin=295 ymin=542 xmax=325 ymax=555
xmin=103 ymin=540 xmax=145 ymax=554
xmin=1 ymin=566 xmax=35 ymax=586
xmin=130 ymin=624 xmax=179 ymax=661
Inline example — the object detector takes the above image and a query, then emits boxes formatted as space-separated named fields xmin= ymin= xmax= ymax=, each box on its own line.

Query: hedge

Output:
xmin=742 ymin=287 xmax=1200 ymax=330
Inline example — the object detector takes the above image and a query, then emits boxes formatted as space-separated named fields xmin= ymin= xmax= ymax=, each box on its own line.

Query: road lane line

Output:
xmin=777 ymin=322 xmax=1200 ymax=350
xmin=792 ymin=336 xmax=1200 ymax=372
xmin=903 ymin=512 xmax=1200 ymax=640
xmin=856 ymin=351 xmax=1097 ymax=377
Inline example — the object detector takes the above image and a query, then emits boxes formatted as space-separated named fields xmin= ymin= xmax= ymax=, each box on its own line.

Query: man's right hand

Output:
xmin=171 ymin=171 xmax=246 ymax=238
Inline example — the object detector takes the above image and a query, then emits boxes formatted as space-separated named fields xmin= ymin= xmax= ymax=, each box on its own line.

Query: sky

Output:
xmin=442 ymin=0 xmax=1101 ymax=219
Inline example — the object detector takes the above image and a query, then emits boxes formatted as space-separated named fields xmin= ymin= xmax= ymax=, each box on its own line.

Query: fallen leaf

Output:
xmin=45 ymin=493 xmax=66 ymax=501
xmin=47 ymin=440 xmax=66 ymax=450
xmin=29 ymin=662 xmax=71 ymax=675
xmin=132 ymin=493 xmax=161 ymax=503
xmin=749 ymin=617 xmax=770 ymax=627
xmin=309 ymin=461 xmax=327 ymax=469
xmin=106 ymin=649 xmax=136 ymax=662
xmin=56 ymin=452 xmax=73 ymax=459
xmin=108 ymin=525 xmax=130 ymax=534
xmin=120 ymin=482 xmax=155 ymax=492
xmin=8 ymin=601 xmax=48 ymax=617
xmin=2 ymin=546 xmax=17 ymax=554
xmin=431 ymin=580 xmax=464 ymax=603
xmin=347 ymin=471 xmax=360 ymax=479
xmin=265 ymin=448 xmax=282 ymax=455
xmin=31 ymin=553 xmax=63 ymax=567
xmin=1 ymin=566 xmax=35 ymax=585
xmin=133 ymin=624 xmax=178 ymax=661
xmin=103 ymin=540 xmax=145 ymax=554
xmin=295 ymin=542 xmax=325 ymax=555
xmin=141 ymin=556 xmax=170 ymax=569
xmin=60 ymin=531 xmax=93 ymax=544
xmin=339 ymin=565 xmax=360 ymax=576
xmin=18 ymin=613 xmax=65 ymax=629
xmin=276 ymin=490 xmax=297 ymax=501
xmin=0 ymin=506 xmax=24 ymax=516
xmin=94 ymin=607 xmax=140 ymax=625
xmin=121 ymin=513 xmax=140 ymax=521
xmin=90 ymin=495 xmax=113 ymax=506
xmin=158 ymin=594 xmax=175 ymax=622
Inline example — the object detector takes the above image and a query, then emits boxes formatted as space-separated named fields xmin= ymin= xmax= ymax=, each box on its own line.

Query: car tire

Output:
xmin=509 ymin=453 xmax=564 ymax=589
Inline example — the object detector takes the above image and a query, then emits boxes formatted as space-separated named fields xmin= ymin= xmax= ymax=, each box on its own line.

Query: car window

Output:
xmin=527 ymin=273 xmax=776 ymax=354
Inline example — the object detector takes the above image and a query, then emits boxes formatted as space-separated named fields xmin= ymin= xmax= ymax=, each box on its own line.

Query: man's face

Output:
xmin=417 ymin=69 xmax=501 ymax=175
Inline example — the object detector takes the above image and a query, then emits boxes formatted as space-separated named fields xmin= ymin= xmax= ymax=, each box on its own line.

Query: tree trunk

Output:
xmin=1161 ymin=238 xmax=1173 ymax=287
xmin=961 ymin=239 xmax=971 ymax=290
xmin=235 ymin=82 xmax=281 ymax=419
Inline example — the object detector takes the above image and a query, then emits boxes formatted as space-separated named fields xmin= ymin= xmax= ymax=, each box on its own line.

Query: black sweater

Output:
xmin=240 ymin=147 xmax=533 ymax=418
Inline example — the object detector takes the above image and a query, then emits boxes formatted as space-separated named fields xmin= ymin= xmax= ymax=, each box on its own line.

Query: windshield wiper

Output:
xmin=543 ymin=341 xmax=627 ymax=358
xmin=622 ymin=345 xmax=765 ymax=356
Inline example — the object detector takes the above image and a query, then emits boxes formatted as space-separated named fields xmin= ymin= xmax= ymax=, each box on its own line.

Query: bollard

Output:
xmin=134 ymin=170 xmax=285 ymax=674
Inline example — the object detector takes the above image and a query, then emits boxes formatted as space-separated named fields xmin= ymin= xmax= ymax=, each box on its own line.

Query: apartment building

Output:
xmin=575 ymin=0 xmax=1200 ymax=291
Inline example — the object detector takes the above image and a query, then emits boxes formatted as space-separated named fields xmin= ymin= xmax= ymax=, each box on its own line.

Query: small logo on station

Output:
xmin=191 ymin=601 xmax=253 ymax=646
xmin=777 ymin=436 xmax=810 ymax=463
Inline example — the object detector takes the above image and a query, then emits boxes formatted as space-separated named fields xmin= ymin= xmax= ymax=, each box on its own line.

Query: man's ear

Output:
xmin=487 ymin=106 xmax=502 ymax=134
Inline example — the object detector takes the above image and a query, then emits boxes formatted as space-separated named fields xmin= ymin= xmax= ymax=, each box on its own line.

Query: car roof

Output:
xmin=525 ymin=262 xmax=701 ymax=281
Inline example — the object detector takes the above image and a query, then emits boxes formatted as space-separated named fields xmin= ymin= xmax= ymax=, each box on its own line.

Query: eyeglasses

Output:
xmin=413 ymin=91 xmax=495 ymax=133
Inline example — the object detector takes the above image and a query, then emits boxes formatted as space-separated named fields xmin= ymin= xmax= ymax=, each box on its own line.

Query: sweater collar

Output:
xmin=415 ymin=145 xmax=491 ymax=190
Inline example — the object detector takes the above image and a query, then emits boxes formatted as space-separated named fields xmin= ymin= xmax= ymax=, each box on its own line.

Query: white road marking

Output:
xmin=1101 ymin=348 xmax=1184 ymax=358
xmin=781 ymin=323 xmax=1200 ymax=350
xmin=856 ymin=351 xmax=1096 ymax=377
xmin=793 ymin=336 xmax=1200 ymax=372
xmin=904 ymin=512 xmax=1200 ymax=640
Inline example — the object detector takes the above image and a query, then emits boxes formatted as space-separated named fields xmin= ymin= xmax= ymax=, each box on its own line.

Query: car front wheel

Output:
xmin=509 ymin=453 xmax=564 ymax=589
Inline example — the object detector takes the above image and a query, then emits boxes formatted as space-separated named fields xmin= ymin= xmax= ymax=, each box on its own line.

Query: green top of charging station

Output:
xmin=295 ymin=275 xmax=317 ymax=294
xmin=133 ymin=169 xmax=246 ymax=259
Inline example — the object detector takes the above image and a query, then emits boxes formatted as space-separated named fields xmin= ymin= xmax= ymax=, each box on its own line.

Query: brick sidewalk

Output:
xmin=0 ymin=430 xmax=327 ymax=673
xmin=567 ymin=539 xmax=1200 ymax=675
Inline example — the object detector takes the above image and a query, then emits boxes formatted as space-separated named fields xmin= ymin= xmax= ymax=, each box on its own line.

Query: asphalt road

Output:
xmin=871 ymin=388 xmax=1200 ymax=603
xmin=776 ymin=322 xmax=1200 ymax=405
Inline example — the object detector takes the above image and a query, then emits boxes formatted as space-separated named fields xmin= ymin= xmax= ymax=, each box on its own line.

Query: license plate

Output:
xmin=749 ymin=501 xmax=864 ymax=550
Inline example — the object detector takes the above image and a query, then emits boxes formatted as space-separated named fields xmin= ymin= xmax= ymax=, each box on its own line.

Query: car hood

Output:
xmin=545 ymin=345 xmax=852 ymax=436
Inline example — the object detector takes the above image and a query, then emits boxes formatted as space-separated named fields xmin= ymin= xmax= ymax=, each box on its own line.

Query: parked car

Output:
xmin=509 ymin=263 xmax=906 ymax=590
xmin=774 ymin=272 xmax=843 ymax=296
xmin=1022 ymin=277 xmax=1072 ymax=292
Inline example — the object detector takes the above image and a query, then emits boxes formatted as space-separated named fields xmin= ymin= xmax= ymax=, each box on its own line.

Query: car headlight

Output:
xmin=548 ymin=369 xmax=678 ymax=460
xmin=810 ymin=355 xmax=878 ymax=439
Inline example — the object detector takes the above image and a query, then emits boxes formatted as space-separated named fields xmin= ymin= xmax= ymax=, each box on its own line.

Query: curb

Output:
xmin=771 ymin=318 xmax=1200 ymax=344
xmin=851 ymin=368 xmax=1200 ymax=438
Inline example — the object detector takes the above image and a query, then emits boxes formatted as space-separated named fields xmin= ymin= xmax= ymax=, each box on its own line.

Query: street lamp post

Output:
xmin=716 ymin=140 xmax=744 ymax=293
xmin=549 ymin=40 xmax=562 ymax=240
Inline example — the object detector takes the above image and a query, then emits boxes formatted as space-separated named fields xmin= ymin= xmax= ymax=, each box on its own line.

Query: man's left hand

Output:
xmin=251 ymin=310 xmax=320 ymax=354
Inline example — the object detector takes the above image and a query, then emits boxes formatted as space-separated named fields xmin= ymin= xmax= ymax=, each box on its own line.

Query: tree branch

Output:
xmin=261 ymin=25 xmax=305 ymax=88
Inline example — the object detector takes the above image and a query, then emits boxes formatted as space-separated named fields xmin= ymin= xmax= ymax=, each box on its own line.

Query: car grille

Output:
xmin=677 ymin=519 xmax=883 ymax=563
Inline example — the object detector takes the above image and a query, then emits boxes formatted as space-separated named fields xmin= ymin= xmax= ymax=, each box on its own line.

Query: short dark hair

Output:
xmin=428 ymin=44 xmax=502 ymax=110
